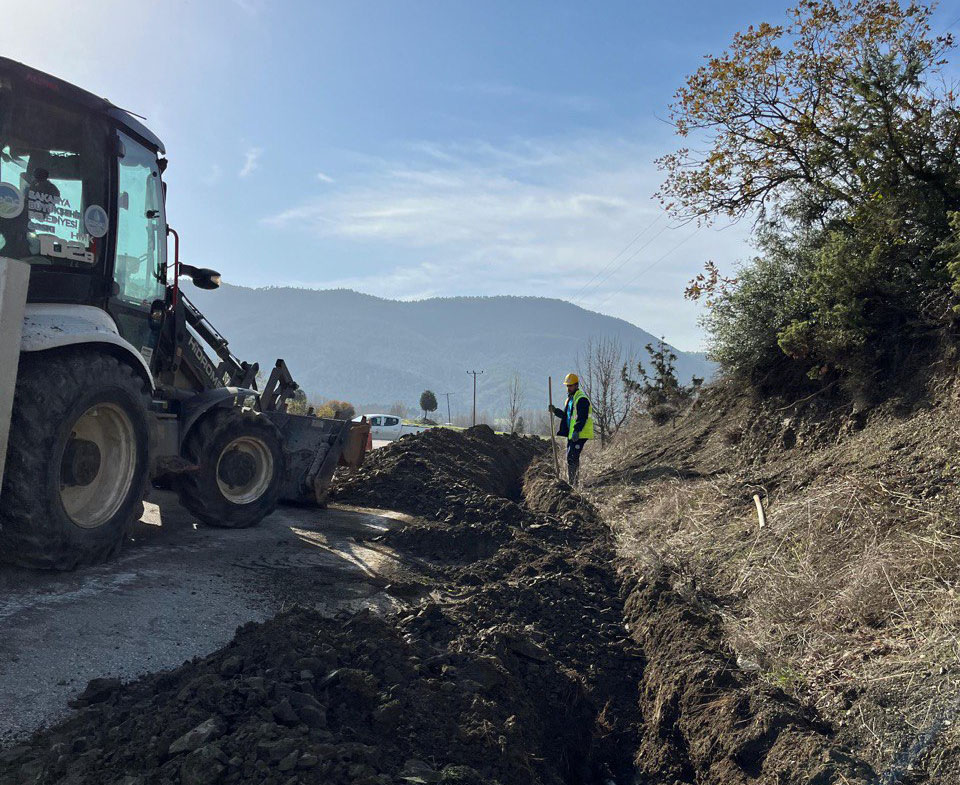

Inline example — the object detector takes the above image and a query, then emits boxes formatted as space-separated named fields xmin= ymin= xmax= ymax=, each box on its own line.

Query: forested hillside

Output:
xmin=187 ymin=284 xmax=713 ymax=417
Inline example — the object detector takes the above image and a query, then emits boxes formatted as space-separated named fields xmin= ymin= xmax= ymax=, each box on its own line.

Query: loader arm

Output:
xmin=157 ymin=291 xmax=259 ymax=393
xmin=158 ymin=291 xmax=300 ymax=411
xmin=156 ymin=287 xmax=368 ymax=505
xmin=179 ymin=293 xmax=260 ymax=389
xmin=259 ymin=359 xmax=300 ymax=413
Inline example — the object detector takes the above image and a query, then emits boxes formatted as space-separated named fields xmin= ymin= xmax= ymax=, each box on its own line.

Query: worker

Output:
xmin=549 ymin=373 xmax=593 ymax=486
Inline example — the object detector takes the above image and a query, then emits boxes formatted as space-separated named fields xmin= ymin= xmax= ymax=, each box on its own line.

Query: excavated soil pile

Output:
xmin=0 ymin=606 xmax=605 ymax=785
xmin=0 ymin=432 xmax=641 ymax=785
xmin=332 ymin=425 xmax=545 ymax=517
xmin=2 ymin=428 xmax=878 ymax=784
xmin=622 ymin=570 xmax=876 ymax=783
xmin=332 ymin=425 xmax=547 ymax=562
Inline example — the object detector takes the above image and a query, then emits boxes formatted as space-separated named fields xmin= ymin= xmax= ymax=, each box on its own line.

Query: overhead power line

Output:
xmin=942 ymin=12 xmax=960 ymax=32
xmin=569 ymin=213 xmax=665 ymax=303
xmin=589 ymin=227 xmax=704 ymax=312
xmin=575 ymin=222 xmax=670 ymax=306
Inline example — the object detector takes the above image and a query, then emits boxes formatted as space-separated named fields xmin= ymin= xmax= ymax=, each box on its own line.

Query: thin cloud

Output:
xmin=464 ymin=82 xmax=602 ymax=112
xmin=262 ymin=136 xmax=750 ymax=348
xmin=201 ymin=163 xmax=222 ymax=186
xmin=316 ymin=171 xmax=335 ymax=183
xmin=231 ymin=0 xmax=266 ymax=15
xmin=239 ymin=147 xmax=262 ymax=178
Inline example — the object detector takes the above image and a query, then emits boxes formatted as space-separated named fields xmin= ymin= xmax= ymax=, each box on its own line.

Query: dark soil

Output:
xmin=332 ymin=425 xmax=545 ymax=562
xmin=623 ymin=570 xmax=874 ymax=784
xmin=332 ymin=424 xmax=546 ymax=514
xmin=2 ymin=427 xmax=880 ymax=784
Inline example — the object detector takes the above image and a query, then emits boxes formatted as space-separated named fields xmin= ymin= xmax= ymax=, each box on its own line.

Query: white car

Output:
xmin=354 ymin=414 xmax=429 ymax=442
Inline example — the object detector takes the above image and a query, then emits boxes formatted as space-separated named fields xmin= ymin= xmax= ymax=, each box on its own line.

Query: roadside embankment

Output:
xmin=586 ymin=376 xmax=960 ymax=782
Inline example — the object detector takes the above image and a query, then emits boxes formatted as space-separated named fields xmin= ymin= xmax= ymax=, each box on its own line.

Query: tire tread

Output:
xmin=0 ymin=350 xmax=150 ymax=570
xmin=176 ymin=407 xmax=281 ymax=529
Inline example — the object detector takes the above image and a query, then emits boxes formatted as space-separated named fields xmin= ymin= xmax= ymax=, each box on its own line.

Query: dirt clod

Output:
xmin=72 ymin=677 xmax=121 ymax=706
xmin=168 ymin=718 xmax=223 ymax=755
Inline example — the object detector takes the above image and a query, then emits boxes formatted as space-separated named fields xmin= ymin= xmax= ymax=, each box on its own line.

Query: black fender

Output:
xmin=179 ymin=387 xmax=260 ymax=448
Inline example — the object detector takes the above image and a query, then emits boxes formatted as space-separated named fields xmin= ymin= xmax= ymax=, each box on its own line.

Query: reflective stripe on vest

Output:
xmin=565 ymin=388 xmax=594 ymax=440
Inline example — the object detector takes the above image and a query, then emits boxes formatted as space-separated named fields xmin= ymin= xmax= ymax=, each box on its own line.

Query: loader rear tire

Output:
xmin=0 ymin=350 xmax=151 ymax=570
xmin=176 ymin=408 xmax=282 ymax=529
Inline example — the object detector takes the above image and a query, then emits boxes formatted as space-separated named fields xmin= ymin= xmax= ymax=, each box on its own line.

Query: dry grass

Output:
xmin=601 ymin=472 xmax=960 ymax=667
xmin=583 ymin=382 xmax=960 ymax=775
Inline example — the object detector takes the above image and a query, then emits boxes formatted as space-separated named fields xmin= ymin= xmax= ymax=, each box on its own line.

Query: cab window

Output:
xmin=0 ymin=81 xmax=109 ymax=267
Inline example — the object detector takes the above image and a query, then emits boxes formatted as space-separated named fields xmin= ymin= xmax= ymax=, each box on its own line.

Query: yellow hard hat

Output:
xmin=563 ymin=373 xmax=579 ymax=385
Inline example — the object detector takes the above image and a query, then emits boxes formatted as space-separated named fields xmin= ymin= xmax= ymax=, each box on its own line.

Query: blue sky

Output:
xmin=6 ymin=1 xmax=960 ymax=349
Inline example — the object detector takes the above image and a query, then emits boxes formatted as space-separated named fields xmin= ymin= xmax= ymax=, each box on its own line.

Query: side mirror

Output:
xmin=179 ymin=263 xmax=221 ymax=290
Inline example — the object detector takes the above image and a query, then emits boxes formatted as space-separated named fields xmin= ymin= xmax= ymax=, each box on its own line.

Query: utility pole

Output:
xmin=439 ymin=392 xmax=455 ymax=424
xmin=467 ymin=370 xmax=483 ymax=426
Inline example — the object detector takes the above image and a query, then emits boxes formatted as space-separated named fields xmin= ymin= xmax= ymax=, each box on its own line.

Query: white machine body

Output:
xmin=0 ymin=257 xmax=153 ymax=493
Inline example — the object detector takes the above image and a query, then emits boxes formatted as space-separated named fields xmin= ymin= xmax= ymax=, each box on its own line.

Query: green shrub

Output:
xmin=663 ymin=1 xmax=960 ymax=397
xmin=707 ymin=205 xmax=957 ymax=395
xmin=704 ymin=234 xmax=814 ymax=387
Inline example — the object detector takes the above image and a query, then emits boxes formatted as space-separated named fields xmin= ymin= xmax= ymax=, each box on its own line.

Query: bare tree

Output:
xmin=388 ymin=400 xmax=408 ymax=417
xmin=576 ymin=335 xmax=637 ymax=447
xmin=528 ymin=407 xmax=553 ymax=438
xmin=506 ymin=371 xmax=524 ymax=433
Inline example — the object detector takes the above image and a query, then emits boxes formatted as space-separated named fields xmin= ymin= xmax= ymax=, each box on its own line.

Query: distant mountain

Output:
xmin=186 ymin=284 xmax=716 ymax=419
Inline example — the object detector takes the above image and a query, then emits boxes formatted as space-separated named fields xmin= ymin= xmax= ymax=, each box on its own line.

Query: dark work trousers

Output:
xmin=566 ymin=438 xmax=587 ymax=486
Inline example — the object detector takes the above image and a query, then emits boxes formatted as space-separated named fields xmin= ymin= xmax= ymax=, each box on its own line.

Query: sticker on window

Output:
xmin=84 ymin=204 xmax=109 ymax=238
xmin=37 ymin=233 xmax=94 ymax=264
xmin=27 ymin=170 xmax=60 ymax=221
xmin=0 ymin=182 xmax=24 ymax=219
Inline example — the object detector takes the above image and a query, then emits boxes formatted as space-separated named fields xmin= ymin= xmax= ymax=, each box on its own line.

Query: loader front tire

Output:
xmin=0 ymin=350 xmax=151 ymax=570
xmin=176 ymin=408 xmax=282 ymax=529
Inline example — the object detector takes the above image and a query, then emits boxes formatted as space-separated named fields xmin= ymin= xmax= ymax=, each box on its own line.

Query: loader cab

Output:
xmin=0 ymin=58 xmax=169 ymax=371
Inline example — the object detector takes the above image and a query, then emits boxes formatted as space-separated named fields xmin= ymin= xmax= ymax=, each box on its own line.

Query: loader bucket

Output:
xmin=262 ymin=412 xmax=368 ymax=505
xmin=339 ymin=417 xmax=370 ymax=469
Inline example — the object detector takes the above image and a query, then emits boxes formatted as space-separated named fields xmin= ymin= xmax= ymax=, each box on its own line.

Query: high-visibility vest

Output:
xmin=565 ymin=389 xmax=594 ymax=440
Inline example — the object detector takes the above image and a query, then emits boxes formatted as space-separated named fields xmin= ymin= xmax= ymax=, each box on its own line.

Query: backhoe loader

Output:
xmin=0 ymin=57 xmax=369 ymax=569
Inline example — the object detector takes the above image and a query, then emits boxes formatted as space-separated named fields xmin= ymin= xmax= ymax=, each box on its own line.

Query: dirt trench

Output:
xmin=1 ymin=427 xmax=879 ymax=784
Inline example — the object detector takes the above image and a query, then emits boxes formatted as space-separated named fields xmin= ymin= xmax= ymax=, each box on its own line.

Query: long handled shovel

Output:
xmin=548 ymin=376 xmax=560 ymax=479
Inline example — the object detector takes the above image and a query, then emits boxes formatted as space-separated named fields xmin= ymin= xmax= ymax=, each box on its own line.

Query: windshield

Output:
xmin=0 ymin=78 xmax=109 ymax=268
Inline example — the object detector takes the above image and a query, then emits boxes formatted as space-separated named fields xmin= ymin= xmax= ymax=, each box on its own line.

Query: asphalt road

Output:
xmin=0 ymin=492 xmax=408 ymax=742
